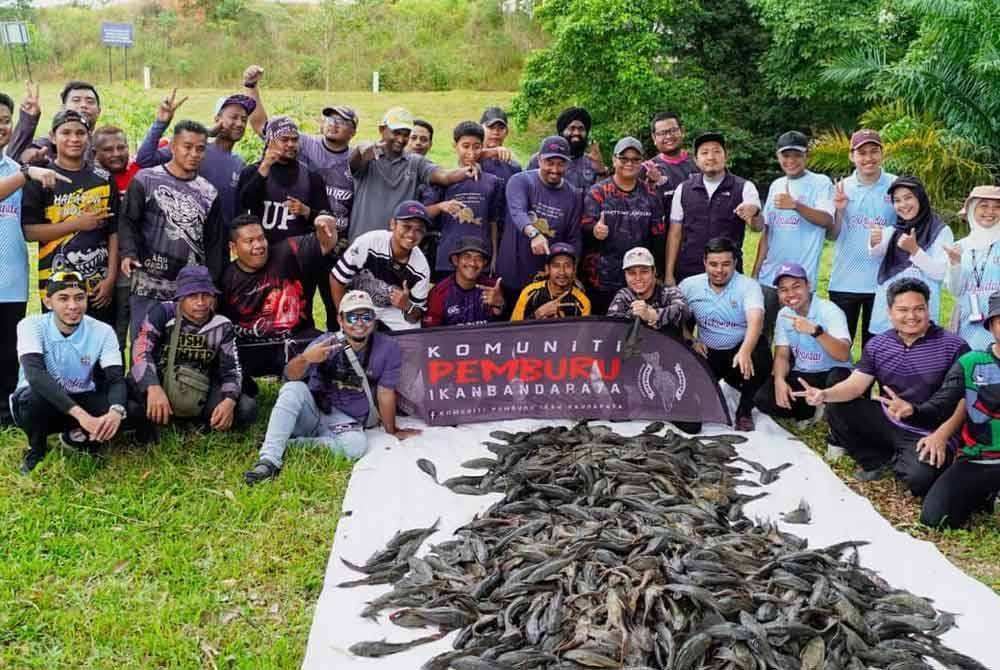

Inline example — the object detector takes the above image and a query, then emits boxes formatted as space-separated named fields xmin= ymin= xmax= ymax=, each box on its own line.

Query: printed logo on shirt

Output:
xmin=152 ymin=185 xmax=207 ymax=258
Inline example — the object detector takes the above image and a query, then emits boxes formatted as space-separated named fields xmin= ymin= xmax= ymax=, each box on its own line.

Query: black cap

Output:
xmin=480 ymin=106 xmax=508 ymax=127
xmin=52 ymin=109 xmax=91 ymax=132
xmin=776 ymin=130 xmax=809 ymax=153
xmin=693 ymin=131 xmax=725 ymax=153
xmin=392 ymin=200 xmax=432 ymax=225
xmin=449 ymin=235 xmax=491 ymax=262
xmin=984 ymin=291 xmax=1000 ymax=330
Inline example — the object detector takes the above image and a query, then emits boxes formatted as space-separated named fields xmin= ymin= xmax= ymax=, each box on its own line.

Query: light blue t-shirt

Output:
xmin=952 ymin=242 xmax=1000 ymax=351
xmin=828 ymin=170 xmax=897 ymax=294
xmin=775 ymin=296 xmax=852 ymax=373
xmin=869 ymin=225 xmax=954 ymax=335
xmin=15 ymin=313 xmax=122 ymax=393
xmin=680 ymin=272 xmax=764 ymax=350
xmin=758 ymin=171 xmax=835 ymax=288
xmin=0 ymin=154 xmax=28 ymax=303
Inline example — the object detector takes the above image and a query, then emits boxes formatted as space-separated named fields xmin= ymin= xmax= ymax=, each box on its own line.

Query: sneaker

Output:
xmin=825 ymin=444 xmax=846 ymax=462
xmin=795 ymin=404 xmax=826 ymax=430
xmin=59 ymin=428 xmax=89 ymax=449
xmin=735 ymin=415 xmax=755 ymax=432
xmin=244 ymin=460 xmax=280 ymax=486
xmin=19 ymin=447 xmax=46 ymax=474
xmin=854 ymin=463 xmax=891 ymax=482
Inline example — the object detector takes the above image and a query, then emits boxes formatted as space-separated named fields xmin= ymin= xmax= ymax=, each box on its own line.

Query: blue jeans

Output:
xmin=258 ymin=381 xmax=368 ymax=468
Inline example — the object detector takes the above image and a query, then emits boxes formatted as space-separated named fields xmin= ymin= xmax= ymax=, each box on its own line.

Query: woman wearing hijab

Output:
xmin=868 ymin=176 xmax=953 ymax=335
xmin=944 ymin=186 xmax=1000 ymax=349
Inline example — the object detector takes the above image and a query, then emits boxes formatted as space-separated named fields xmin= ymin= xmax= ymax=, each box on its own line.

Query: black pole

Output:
xmin=123 ymin=46 xmax=127 ymax=80
xmin=6 ymin=45 xmax=17 ymax=80
xmin=107 ymin=47 xmax=112 ymax=84
xmin=20 ymin=44 xmax=30 ymax=81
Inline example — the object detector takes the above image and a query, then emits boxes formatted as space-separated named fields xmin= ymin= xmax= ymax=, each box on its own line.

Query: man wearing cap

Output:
xmin=331 ymin=200 xmax=432 ymax=331
xmin=479 ymin=106 xmax=522 ymax=190
xmin=828 ymin=129 xmax=896 ymax=348
xmin=798 ymin=277 xmax=969 ymax=489
xmin=608 ymin=246 xmax=690 ymax=335
xmin=752 ymin=131 xmax=835 ymax=340
xmin=527 ymin=106 xmax=607 ymax=192
xmin=511 ymin=243 xmax=590 ymax=320
xmin=496 ymin=136 xmax=583 ymax=311
xmin=12 ymin=272 xmax=126 ymax=474
xmin=119 ymin=120 xmax=227 ymax=340
xmin=347 ymin=107 xmax=478 ymax=242
xmin=9 ymin=80 xmax=103 ymax=166
xmin=135 ymin=88 xmax=255 ymax=227
xmin=582 ymin=136 xmax=665 ymax=314
xmin=244 ymin=289 xmax=418 ymax=485
xmin=680 ymin=236 xmax=771 ymax=431
xmin=129 ymin=265 xmax=255 ymax=440
xmin=423 ymin=236 xmax=504 ymax=328
xmin=22 ymin=109 xmax=119 ymax=326
xmin=753 ymin=262 xmax=852 ymax=429
xmin=665 ymin=132 xmax=761 ymax=286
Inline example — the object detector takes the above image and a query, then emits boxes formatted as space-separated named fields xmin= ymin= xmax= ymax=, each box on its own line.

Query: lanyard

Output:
xmin=969 ymin=243 xmax=996 ymax=291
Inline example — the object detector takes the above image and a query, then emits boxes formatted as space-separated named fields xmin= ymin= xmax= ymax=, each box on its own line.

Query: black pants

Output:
xmin=761 ymin=285 xmax=779 ymax=346
xmin=828 ymin=291 xmax=875 ymax=349
xmin=127 ymin=381 xmax=258 ymax=434
xmin=826 ymin=397 xmax=949 ymax=496
xmin=11 ymin=385 xmax=112 ymax=453
xmin=754 ymin=367 xmax=850 ymax=423
xmin=113 ymin=281 xmax=131 ymax=352
xmin=705 ymin=339 xmax=772 ymax=418
xmin=237 ymin=331 xmax=321 ymax=397
xmin=587 ymin=288 xmax=616 ymax=318
xmin=315 ymin=268 xmax=338 ymax=332
xmin=0 ymin=301 xmax=26 ymax=425
xmin=921 ymin=460 xmax=1000 ymax=529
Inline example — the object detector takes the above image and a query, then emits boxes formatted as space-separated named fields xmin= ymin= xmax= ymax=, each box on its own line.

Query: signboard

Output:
xmin=101 ymin=22 xmax=134 ymax=48
xmin=391 ymin=318 xmax=731 ymax=427
xmin=0 ymin=22 xmax=29 ymax=46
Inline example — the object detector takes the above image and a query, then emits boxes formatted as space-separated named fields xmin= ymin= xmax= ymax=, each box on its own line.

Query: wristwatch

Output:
xmin=110 ymin=404 xmax=127 ymax=419
xmin=812 ymin=324 xmax=825 ymax=338
xmin=20 ymin=164 xmax=32 ymax=181
xmin=525 ymin=225 xmax=540 ymax=240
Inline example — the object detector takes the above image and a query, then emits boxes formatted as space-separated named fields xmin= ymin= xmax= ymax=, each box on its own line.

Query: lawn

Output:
xmin=1 ymin=83 xmax=997 ymax=669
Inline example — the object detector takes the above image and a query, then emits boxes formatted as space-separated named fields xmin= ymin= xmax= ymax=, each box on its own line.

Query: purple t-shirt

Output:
xmin=527 ymin=153 xmax=597 ymax=192
xmin=421 ymin=172 xmax=503 ymax=272
xmin=304 ymin=331 xmax=401 ymax=422
xmin=496 ymin=170 xmax=582 ymax=290
xmin=298 ymin=134 xmax=354 ymax=239
xmin=422 ymin=275 xmax=500 ymax=327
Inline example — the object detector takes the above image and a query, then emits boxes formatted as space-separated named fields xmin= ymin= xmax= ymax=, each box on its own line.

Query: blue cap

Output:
xmin=538 ymin=135 xmax=571 ymax=161
xmin=392 ymin=200 xmax=431 ymax=225
xmin=547 ymin=242 xmax=576 ymax=262
xmin=175 ymin=265 xmax=220 ymax=299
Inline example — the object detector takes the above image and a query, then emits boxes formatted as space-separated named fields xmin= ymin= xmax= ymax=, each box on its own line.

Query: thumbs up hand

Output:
xmin=389 ymin=281 xmax=411 ymax=310
xmin=593 ymin=213 xmax=609 ymax=241
xmin=897 ymin=228 xmax=919 ymax=255
xmin=774 ymin=180 xmax=797 ymax=210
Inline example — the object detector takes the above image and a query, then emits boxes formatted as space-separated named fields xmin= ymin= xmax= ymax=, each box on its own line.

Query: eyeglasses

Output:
xmin=324 ymin=117 xmax=355 ymax=128
xmin=615 ymin=156 xmax=643 ymax=165
xmin=653 ymin=128 xmax=682 ymax=138
xmin=344 ymin=311 xmax=376 ymax=325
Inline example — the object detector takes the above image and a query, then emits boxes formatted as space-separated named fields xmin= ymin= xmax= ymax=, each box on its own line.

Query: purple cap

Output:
xmin=850 ymin=129 xmax=883 ymax=150
xmin=175 ymin=265 xmax=220 ymax=299
xmin=773 ymin=262 xmax=809 ymax=286
xmin=322 ymin=105 xmax=358 ymax=125
xmin=264 ymin=116 xmax=299 ymax=142
xmin=538 ymin=135 xmax=571 ymax=161
xmin=392 ymin=200 xmax=431 ymax=225
xmin=216 ymin=94 xmax=257 ymax=116
xmin=547 ymin=242 xmax=576 ymax=262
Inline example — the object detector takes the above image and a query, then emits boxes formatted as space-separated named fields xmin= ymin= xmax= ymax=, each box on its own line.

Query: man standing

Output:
xmin=753 ymin=263 xmax=852 ymax=432
xmin=422 ymin=236 xmax=504 ymax=327
xmin=348 ymin=107 xmax=476 ymax=241
xmin=511 ymin=243 xmax=591 ymax=320
xmin=479 ymin=106 xmax=522 ymax=191
xmin=135 ymin=89 xmax=255 ymax=227
xmin=582 ymin=137 xmax=665 ymax=314
xmin=13 ymin=272 xmax=125 ymax=474
xmin=680 ymin=237 xmax=771 ymax=431
xmin=9 ymin=80 xmax=103 ymax=165
xmin=118 ymin=120 xmax=226 ymax=340
xmin=527 ymin=107 xmax=607 ymax=192
xmin=798 ymin=278 xmax=969 ymax=492
xmin=243 ymin=290 xmax=419 ymax=485
xmin=753 ymin=131 xmax=835 ymax=338
xmin=496 ymin=136 xmax=583 ymax=311
xmin=665 ymin=132 xmax=761 ymax=286
xmin=828 ymin=129 xmax=896 ymax=347
xmin=331 ymin=200 xmax=432 ymax=331
xmin=407 ymin=119 xmax=434 ymax=156
xmin=641 ymin=112 xmax=698 ymax=271
xmin=22 ymin=110 xmax=119 ymax=326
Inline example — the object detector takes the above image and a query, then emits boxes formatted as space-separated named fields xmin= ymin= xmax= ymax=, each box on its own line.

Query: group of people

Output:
xmin=2 ymin=65 xmax=998 ymax=529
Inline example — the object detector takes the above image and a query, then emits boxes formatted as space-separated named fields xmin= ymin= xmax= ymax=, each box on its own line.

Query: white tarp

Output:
xmin=302 ymin=408 xmax=1000 ymax=669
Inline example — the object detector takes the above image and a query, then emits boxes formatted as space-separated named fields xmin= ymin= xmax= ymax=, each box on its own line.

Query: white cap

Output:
xmin=340 ymin=290 xmax=375 ymax=313
xmin=622 ymin=246 xmax=656 ymax=269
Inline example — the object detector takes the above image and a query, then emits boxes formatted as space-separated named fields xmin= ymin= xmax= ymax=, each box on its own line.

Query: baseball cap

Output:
xmin=264 ymin=116 xmax=299 ymax=142
xmin=850 ymin=129 xmax=883 ymax=151
xmin=175 ymin=265 xmax=220 ymax=299
xmin=693 ymin=131 xmax=726 ymax=153
xmin=340 ymin=290 xmax=376 ymax=314
xmin=392 ymin=200 xmax=432 ymax=225
xmin=215 ymin=94 xmax=257 ymax=116
xmin=776 ymin=130 xmax=809 ymax=154
xmin=52 ymin=109 xmax=91 ymax=132
xmin=622 ymin=246 xmax=656 ymax=269
xmin=381 ymin=107 xmax=414 ymax=132
xmin=45 ymin=271 xmax=84 ymax=297
xmin=613 ymin=137 xmax=643 ymax=156
xmin=322 ymin=105 xmax=358 ymax=126
xmin=538 ymin=135 xmax=571 ymax=161
xmin=480 ymin=106 xmax=508 ymax=127
xmin=450 ymin=235 xmax=491 ymax=261
xmin=773 ymin=262 xmax=809 ymax=285
xmin=547 ymin=242 xmax=576 ymax=262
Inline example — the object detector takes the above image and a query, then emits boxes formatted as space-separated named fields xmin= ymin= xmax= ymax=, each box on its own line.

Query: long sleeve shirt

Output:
xmin=237 ymin=160 xmax=328 ymax=243
xmin=606 ymin=283 xmax=690 ymax=334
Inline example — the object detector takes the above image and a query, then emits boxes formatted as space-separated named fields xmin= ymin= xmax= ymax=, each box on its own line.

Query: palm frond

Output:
xmin=821 ymin=49 xmax=887 ymax=86
xmin=897 ymin=0 xmax=975 ymax=22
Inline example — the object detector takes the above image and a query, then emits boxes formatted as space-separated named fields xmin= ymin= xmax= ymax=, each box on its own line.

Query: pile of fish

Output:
xmin=340 ymin=421 xmax=985 ymax=669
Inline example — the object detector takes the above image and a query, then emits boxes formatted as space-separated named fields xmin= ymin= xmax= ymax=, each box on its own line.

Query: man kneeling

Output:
xmin=14 ymin=272 xmax=126 ymax=473
xmin=244 ymin=290 xmax=420 ymax=485
xmin=129 ymin=265 xmax=257 ymax=440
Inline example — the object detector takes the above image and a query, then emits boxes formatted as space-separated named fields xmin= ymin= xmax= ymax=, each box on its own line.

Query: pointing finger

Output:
xmin=54 ymin=173 xmax=73 ymax=183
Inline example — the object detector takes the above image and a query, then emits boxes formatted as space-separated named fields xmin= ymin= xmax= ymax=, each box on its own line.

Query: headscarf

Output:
xmin=957 ymin=185 xmax=1000 ymax=252
xmin=878 ymin=176 xmax=947 ymax=284
xmin=555 ymin=107 xmax=592 ymax=134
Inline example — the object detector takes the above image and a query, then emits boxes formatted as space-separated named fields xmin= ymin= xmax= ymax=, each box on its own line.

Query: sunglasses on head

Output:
xmin=344 ymin=310 xmax=376 ymax=325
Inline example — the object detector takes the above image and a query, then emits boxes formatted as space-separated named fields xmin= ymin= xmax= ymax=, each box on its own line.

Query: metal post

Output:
xmin=123 ymin=46 xmax=127 ymax=80
xmin=6 ymin=44 xmax=16 ymax=80
xmin=107 ymin=47 xmax=112 ymax=84
xmin=20 ymin=43 xmax=30 ymax=81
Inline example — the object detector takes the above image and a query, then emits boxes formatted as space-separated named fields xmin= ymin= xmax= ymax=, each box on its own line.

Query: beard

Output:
xmin=567 ymin=136 xmax=587 ymax=158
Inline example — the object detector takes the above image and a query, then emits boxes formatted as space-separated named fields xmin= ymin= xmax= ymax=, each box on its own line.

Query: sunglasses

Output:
xmin=344 ymin=311 xmax=376 ymax=325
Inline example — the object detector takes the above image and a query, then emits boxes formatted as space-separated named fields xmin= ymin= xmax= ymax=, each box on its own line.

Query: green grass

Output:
xmin=1 ymin=84 xmax=998 ymax=668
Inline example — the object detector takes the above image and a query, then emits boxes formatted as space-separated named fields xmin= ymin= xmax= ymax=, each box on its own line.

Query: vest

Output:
xmin=677 ymin=171 xmax=747 ymax=280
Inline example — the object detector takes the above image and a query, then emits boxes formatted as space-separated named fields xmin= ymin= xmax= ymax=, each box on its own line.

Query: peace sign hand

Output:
xmin=156 ymin=88 xmax=189 ymax=124
xmin=587 ymin=140 xmax=606 ymax=173
xmin=790 ymin=377 xmax=826 ymax=406
xmin=878 ymin=386 xmax=914 ymax=421
xmin=834 ymin=179 xmax=849 ymax=212
xmin=21 ymin=80 xmax=39 ymax=116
